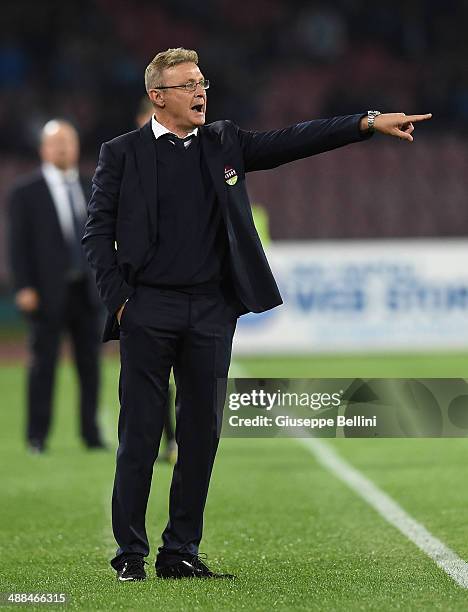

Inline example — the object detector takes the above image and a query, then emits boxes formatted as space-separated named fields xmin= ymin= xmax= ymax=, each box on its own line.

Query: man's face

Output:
xmin=155 ymin=62 xmax=207 ymax=131
xmin=40 ymin=123 xmax=79 ymax=170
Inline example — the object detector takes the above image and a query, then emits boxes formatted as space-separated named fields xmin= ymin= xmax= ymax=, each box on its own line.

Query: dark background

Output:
xmin=1 ymin=0 xmax=467 ymax=286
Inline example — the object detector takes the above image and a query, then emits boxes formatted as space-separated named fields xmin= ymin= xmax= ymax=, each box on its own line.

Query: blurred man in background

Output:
xmin=83 ymin=47 xmax=431 ymax=582
xmin=8 ymin=120 xmax=104 ymax=454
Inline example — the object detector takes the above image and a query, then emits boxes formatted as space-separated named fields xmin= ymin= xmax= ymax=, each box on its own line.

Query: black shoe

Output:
xmin=117 ymin=558 xmax=147 ymax=582
xmin=156 ymin=555 xmax=235 ymax=579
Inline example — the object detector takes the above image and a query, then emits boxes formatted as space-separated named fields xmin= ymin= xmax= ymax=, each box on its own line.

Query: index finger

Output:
xmin=404 ymin=113 xmax=432 ymax=123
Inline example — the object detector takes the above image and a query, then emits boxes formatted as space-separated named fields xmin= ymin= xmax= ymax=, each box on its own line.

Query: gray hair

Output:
xmin=144 ymin=47 xmax=199 ymax=92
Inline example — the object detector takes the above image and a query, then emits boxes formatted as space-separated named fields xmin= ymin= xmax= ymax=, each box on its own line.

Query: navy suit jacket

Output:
xmin=82 ymin=114 xmax=369 ymax=341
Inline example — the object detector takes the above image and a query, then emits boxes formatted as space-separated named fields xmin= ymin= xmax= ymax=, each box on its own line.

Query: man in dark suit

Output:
xmin=82 ymin=48 xmax=431 ymax=581
xmin=8 ymin=120 xmax=104 ymax=454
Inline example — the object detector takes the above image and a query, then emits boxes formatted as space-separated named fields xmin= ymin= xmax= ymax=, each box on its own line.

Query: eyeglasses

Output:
xmin=154 ymin=79 xmax=210 ymax=92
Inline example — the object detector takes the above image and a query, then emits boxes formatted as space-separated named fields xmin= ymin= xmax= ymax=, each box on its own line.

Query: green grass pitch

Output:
xmin=1 ymin=352 xmax=468 ymax=610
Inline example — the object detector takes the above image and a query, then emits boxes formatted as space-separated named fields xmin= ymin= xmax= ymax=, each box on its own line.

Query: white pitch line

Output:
xmin=299 ymin=437 xmax=468 ymax=589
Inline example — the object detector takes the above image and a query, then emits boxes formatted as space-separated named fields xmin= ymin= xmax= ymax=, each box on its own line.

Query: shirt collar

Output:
xmin=151 ymin=115 xmax=198 ymax=141
xmin=42 ymin=162 xmax=79 ymax=184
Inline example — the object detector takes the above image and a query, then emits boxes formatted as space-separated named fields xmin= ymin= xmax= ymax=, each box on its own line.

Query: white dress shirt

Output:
xmin=151 ymin=115 xmax=198 ymax=147
xmin=41 ymin=163 xmax=87 ymax=243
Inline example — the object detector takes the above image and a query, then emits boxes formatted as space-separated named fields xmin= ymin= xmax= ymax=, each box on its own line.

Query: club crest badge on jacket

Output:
xmin=224 ymin=166 xmax=238 ymax=186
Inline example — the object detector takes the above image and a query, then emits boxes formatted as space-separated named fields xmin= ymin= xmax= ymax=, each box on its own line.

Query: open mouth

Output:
xmin=191 ymin=103 xmax=204 ymax=113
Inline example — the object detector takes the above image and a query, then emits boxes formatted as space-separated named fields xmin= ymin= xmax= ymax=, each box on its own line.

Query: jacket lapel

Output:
xmin=200 ymin=127 xmax=228 ymax=214
xmin=134 ymin=120 xmax=158 ymax=241
xmin=134 ymin=122 xmax=227 ymax=240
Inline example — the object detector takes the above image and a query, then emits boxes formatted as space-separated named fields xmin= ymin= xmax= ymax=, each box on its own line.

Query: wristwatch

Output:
xmin=367 ymin=110 xmax=381 ymax=133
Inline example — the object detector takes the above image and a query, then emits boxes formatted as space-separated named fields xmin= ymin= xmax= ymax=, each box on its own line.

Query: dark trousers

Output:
xmin=163 ymin=384 xmax=175 ymax=443
xmin=27 ymin=279 xmax=102 ymax=446
xmin=110 ymin=285 xmax=237 ymax=570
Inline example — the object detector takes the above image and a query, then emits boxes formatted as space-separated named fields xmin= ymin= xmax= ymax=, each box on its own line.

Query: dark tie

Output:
xmin=64 ymin=180 xmax=87 ymax=278
xmin=161 ymin=133 xmax=194 ymax=150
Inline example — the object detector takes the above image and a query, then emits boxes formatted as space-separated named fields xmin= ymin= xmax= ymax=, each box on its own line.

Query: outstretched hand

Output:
xmin=360 ymin=112 xmax=432 ymax=142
